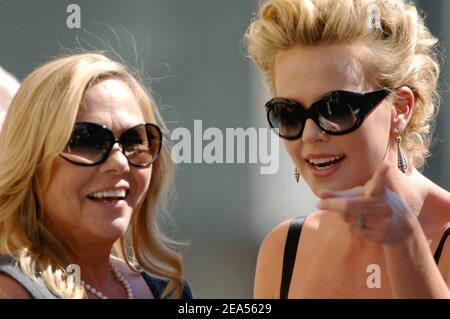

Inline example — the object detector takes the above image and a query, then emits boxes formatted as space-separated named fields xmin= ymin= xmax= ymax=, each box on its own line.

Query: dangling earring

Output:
xmin=294 ymin=167 xmax=300 ymax=183
xmin=397 ymin=136 xmax=408 ymax=173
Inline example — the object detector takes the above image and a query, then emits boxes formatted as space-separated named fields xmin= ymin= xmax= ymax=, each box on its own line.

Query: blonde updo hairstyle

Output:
xmin=0 ymin=53 xmax=184 ymax=298
xmin=245 ymin=0 xmax=441 ymax=169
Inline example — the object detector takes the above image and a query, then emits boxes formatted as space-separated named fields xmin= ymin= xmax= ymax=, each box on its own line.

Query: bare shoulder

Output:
xmin=436 ymin=194 xmax=450 ymax=287
xmin=0 ymin=273 xmax=31 ymax=299
xmin=435 ymin=221 xmax=450 ymax=286
xmin=261 ymin=219 xmax=293 ymax=253
xmin=254 ymin=219 xmax=292 ymax=298
xmin=254 ymin=213 xmax=322 ymax=298
xmin=258 ymin=212 xmax=325 ymax=261
xmin=425 ymin=185 xmax=450 ymax=283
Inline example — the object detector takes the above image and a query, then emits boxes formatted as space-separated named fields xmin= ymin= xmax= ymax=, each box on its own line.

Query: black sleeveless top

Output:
xmin=280 ymin=216 xmax=450 ymax=298
xmin=0 ymin=254 xmax=193 ymax=299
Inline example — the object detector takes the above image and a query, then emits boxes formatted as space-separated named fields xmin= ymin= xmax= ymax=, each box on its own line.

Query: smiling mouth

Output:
xmin=305 ymin=155 xmax=345 ymax=170
xmin=87 ymin=190 xmax=130 ymax=202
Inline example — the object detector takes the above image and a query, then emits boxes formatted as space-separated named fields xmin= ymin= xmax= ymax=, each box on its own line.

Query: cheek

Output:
xmin=132 ymin=167 xmax=152 ymax=204
xmin=43 ymin=163 xmax=90 ymax=218
xmin=283 ymin=140 xmax=303 ymax=168
xmin=358 ymin=109 xmax=392 ymax=157
xmin=283 ymin=140 xmax=298 ymax=158
xmin=337 ymin=120 xmax=391 ymax=186
xmin=338 ymin=102 xmax=392 ymax=160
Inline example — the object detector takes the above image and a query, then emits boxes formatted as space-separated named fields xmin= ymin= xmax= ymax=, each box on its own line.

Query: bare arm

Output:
xmin=383 ymin=224 xmax=450 ymax=298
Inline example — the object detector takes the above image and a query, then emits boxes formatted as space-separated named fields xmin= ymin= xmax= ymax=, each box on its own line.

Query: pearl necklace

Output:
xmin=81 ymin=262 xmax=134 ymax=299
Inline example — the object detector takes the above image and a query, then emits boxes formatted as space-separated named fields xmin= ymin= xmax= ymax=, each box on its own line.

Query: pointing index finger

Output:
xmin=364 ymin=163 xmax=391 ymax=197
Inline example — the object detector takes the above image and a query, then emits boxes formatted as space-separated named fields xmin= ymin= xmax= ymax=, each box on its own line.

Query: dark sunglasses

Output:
xmin=60 ymin=122 xmax=162 ymax=167
xmin=265 ymin=88 xmax=391 ymax=140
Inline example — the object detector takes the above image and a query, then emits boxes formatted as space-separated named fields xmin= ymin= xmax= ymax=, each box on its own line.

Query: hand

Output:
xmin=316 ymin=163 xmax=419 ymax=244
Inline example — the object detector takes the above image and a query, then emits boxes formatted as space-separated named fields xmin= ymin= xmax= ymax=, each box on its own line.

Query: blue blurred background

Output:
xmin=0 ymin=0 xmax=448 ymax=298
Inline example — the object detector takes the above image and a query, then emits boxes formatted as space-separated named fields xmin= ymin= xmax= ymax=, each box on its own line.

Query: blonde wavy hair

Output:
xmin=0 ymin=66 xmax=20 ymax=130
xmin=245 ymin=0 xmax=441 ymax=169
xmin=0 ymin=53 xmax=185 ymax=298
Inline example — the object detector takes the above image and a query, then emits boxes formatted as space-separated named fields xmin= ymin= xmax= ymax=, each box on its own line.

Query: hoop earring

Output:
xmin=294 ymin=167 xmax=300 ymax=183
xmin=397 ymin=136 xmax=408 ymax=173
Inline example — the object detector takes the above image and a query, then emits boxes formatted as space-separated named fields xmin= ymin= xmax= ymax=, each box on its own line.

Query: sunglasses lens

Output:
xmin=266 ymin=89 xmax=389 ymax=139
xmin=316 ymin=96 xmax=358 ymax=133
xmin=268 ymin=102 xmax=304 ymax=138
xmin=121 ymin=124 xmax=162 ymax=166
xmin=61 ymin=123 xmax=111 ymax=165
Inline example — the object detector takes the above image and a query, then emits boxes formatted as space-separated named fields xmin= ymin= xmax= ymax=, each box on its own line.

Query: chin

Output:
xmin=309 ymin=179 xmax=350 ymax=195
xmin=90 ymin=217 xmax=131 ymax=242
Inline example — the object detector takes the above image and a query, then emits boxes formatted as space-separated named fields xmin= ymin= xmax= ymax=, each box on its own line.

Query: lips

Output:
xmin=87 ymin=189 xmax=129 ymax=201
xmin=303 ymin=153 xmax=346 ymax=177
xmin=86 ymin=184 xmax=130 ymax=203
xmin=305 ymin=155 xmax=345 ymax=169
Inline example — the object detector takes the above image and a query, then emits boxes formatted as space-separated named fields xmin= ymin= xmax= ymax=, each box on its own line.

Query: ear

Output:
xmin=390 ymin=86 xmax=414 ymax=134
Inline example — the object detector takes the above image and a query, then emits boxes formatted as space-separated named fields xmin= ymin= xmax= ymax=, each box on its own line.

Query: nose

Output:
xmin=301 ymin=119 xmax=327 ymax=144
xmin=98 ymin=143 xmax=130 ymax=174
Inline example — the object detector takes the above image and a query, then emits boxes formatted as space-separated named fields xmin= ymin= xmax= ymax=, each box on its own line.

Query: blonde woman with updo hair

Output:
xmin=0 ymin=53 xmax=193 ymax=299
xmin=246 ymin=0 xmax=450 ymax=298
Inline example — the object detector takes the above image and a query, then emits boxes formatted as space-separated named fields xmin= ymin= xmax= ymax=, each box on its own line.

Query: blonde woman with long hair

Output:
xmin=0 ymin=66 xmax=20 ymax=131
xmin=0 ymin=53 xmax=192 ymax=299
xmin=246 ymin=0 xmax=450 ymax=298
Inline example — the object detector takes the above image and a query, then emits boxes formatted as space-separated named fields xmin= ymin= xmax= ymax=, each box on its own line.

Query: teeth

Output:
xmin=89 ymin=189 xmax=127 ymax=199
xmin=306 ymin=156 xmax=344 ymax=165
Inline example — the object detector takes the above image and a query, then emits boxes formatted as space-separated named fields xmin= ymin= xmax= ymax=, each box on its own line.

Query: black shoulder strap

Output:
xmin=280 ymin=216 xmax=305 ymax=299
xmin=434 ymin=227 xmax=450 ymax=265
